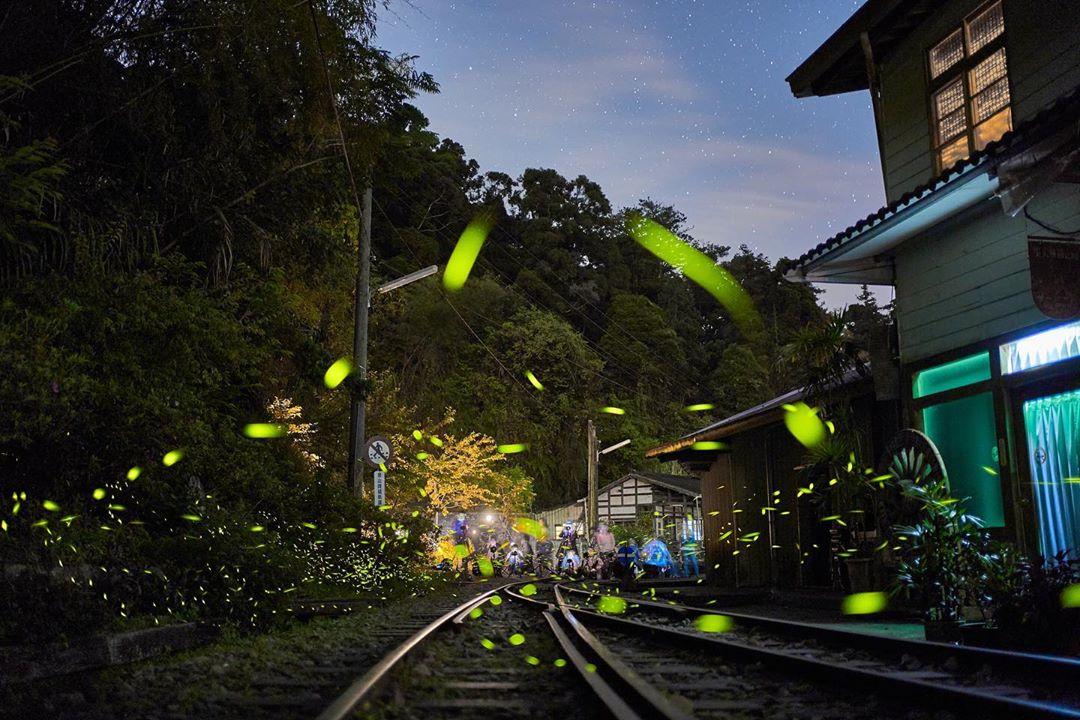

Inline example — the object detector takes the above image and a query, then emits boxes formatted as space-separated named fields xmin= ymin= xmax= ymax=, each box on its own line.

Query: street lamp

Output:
xmin=586 ymin=422 xmax=631 ymax=534
xmin=599 ymin=438 xmax=631 ymax=456
xmin=377 ymin=264 xmax=439 ymax=294
xmin=349 ymin=263 xmax=439 ymax=498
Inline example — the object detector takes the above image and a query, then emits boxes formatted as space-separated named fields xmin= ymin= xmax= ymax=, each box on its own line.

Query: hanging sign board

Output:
xmin=373 ymin=470 xmax=386 ymax=507
xmin=1029 ymin=236 xmax=1080 ymax=319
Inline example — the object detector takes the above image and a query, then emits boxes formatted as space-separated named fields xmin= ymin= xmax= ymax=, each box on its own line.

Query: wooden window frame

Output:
xmin=926 ymin=0 xmax=1012 ymax=174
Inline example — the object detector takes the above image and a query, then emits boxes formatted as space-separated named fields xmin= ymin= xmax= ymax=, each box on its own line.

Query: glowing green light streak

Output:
xmin=444 ymin=214 xmax=494 ymax=291
xmin=243 ymin=423 xmax=287 ymax=439
xmin=626 ymin=214 xmax=759 ymax=334
xmin=324 ymin=358 xmax=353 ymax=389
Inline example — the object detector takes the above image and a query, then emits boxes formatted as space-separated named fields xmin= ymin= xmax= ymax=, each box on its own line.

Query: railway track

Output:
xmin=557 ymin=582 xmax=1080 ymax=719
xmin=322 ymin=577 xmax=1080 ymax=720
xmin=319 ymin=580 xmax=601 ymax=720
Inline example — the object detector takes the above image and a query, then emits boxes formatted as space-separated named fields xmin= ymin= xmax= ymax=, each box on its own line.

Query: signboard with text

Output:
xmin=1029 ymin=236 xmax=1080 ymax=319
xmin=373 ymin=470 xmax=386 ymax=507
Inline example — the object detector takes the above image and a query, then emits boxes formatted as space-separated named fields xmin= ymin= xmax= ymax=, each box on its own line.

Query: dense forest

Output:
xmin=0 ymin=0 xmax=888 ymax=637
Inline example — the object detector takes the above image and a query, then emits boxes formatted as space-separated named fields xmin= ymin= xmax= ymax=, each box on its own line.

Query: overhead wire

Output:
xmin=377 ymin=181 xmax=703 ymax=400
xmin=376 ymin=181 xmax=704 ymax=401
xmin=378 ymin=179 xmax=673 ymax=379
xmin=373 ymin=185 xmax=654 ymax=395
xmin=371 ymin=195 xmax=639 ymax=395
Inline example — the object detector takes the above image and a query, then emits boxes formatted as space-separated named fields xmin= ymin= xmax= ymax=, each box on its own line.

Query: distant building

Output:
xmin=785 ymin=0 xmax=1080 ymax=558
xmin=535 ymin=471 xmax=702 ymax=543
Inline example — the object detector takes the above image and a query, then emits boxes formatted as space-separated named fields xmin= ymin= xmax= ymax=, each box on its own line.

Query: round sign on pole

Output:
xmin=364 ymin=436 xmax=393 ymax=468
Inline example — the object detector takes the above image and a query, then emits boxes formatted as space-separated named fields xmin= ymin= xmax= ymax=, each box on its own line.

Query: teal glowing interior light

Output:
xmin=921 ymin=392 xmax=1004 ymax=527
xmin=1000 ymin=320 xmax=1080 ymax=375
xmin=912 ymin=352 xmax=991 ymax=399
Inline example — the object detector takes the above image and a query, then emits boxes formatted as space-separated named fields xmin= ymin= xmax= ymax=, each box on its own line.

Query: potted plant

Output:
xmin=799 ymin=432 xmax=887 ymax=592
xmin=892 ymin=475 xmax=989 ymax=642
xmin=978 ymin=548 xmax=1080 ymax=653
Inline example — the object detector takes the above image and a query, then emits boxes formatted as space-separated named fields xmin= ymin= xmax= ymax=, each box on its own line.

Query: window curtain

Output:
xmin=1001 ymin=320 xmax=1080 ymax=374
xmin=1024 ymin=389 xmax=1080 ymax=558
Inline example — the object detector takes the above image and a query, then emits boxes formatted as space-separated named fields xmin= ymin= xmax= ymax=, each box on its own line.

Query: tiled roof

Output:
xmin=645 ymin=367 xmax=870 ymax=459
xmin=790 ymin=88 xmax=1080 ymax=274
xmin=633 ymin=472 xmax=701 ymax=496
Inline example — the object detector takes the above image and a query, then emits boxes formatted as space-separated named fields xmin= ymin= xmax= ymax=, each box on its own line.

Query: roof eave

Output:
xmin=786 ymin=0 xmax=905 ymax=98
xmin=790 ymin=164 xmax=999 ymax=284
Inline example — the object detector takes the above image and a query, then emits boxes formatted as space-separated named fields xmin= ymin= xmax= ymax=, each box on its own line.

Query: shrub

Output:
xmin=0 ymin=258 xmax=430 ymax=641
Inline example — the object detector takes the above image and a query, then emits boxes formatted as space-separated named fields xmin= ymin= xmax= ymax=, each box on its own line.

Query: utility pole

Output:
xmin=306 ymin=0 xmax=372 ymax=498
xmin=587 ymin=419 xmax=598 ymax=535
xmin=347 ymin=187 xmax=373 ymax=497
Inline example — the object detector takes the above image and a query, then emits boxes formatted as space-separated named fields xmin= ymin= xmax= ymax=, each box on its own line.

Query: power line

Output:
xmin=371 ymin=196 xmax=638 ymax=395
xmin=374 ymin=187 xmax=651 ymax=394
xmin=307 ymin=0 xmax=372 ymax=497
xmin=377 ymin=182 xmax=701 ymax=400
xmin=376 ymin=181 xmax=699 ymax=400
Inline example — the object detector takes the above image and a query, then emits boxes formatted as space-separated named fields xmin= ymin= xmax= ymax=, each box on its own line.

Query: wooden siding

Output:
xmin=698 ymin=423 xmax=847 ymax=588
xmin=878 ymin=0 xmax=983 ymax=203
xmin=894 ymin=185 xmax=1080 ymax=362
xmin=695 ymin=393 xmax=894 ymax=588
xmin=729 ymin=431 xmax=770 ymax=586
xmin=596 ymin=476 xmax=654 ymax=524
xmin=700 ymin=455 xmax=734 ymax=586
xmin=1005 ymin=1 xmax=1080 ymax=122
xmin=877 ymin=0 xmax=1080 ymax=204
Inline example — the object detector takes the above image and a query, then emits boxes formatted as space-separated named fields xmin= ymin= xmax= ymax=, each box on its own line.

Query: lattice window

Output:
xmin=934 ymin=79 xmax=967 ymax=144
xmin=971 ymin=49 xmax=1009 ymax=122
xmin=930 ymin=29 xmax=964 ymax=79
xmin=966 ymin=1 xmax=1005 ymax=54
xmin=928 ymin=1 xmax=1011 ymax=171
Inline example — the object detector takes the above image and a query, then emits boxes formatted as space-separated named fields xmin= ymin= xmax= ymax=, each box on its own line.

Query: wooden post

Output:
xmin=587 ymin=419 xmax=598 ymax=536
xmin=347 ymin=187 xmax=372 ymax=497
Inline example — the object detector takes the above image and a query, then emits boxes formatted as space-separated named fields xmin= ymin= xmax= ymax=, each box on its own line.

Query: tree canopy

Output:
xmin=0 ymin=0 xmax=889 ymax=641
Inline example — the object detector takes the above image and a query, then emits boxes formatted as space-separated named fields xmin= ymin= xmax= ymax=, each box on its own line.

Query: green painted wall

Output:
xmin=894 ymin=184 xmax=1080 ymax=363
xmin=876 ymin=0 xmax=1080 ymax=204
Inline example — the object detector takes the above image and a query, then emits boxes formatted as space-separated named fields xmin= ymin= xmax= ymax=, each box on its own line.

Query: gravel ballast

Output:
xmin=1 ymin=580 xmax=506 ymax=720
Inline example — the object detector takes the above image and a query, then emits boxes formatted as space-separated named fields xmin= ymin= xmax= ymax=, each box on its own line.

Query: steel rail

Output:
xmin=314 ymin=584 xmax=504 ymax=720
xmin=319 ymin=579 xmax=680 ymax=720
xmin=559 ymin=588 xmax=1080 ymax=719
xmin=540 ymin=610 xmax=644 ymax=720
xmin=558 ymin=583 xmax=1080 ymax=688
xmin=505 ymin=582 xmax=690 ymax=719
xmin=502 ymin=583 xmax=554 ymax=610
xmin=551 ymin=585 xmax=695 ymax=720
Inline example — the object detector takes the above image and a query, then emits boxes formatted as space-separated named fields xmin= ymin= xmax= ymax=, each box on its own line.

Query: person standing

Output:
xmin=452 ymin=513 xmax=469 ymax=544
xmin=450 ymin=513 xmax=470 ymax=573
xmin=592 ymin=523 xmax=616 ymax=578
xmin=681 ymin=527 xmax=700 ymax=577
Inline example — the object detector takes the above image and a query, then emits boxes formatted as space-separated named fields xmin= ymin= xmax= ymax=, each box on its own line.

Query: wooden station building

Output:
xmin=536 ymin=471 xmax=702 ymax=544
xmin=784 ymin=0 xmax=1080 ymax=559
xmin=647 ymin=374 xmax=895 ymax=589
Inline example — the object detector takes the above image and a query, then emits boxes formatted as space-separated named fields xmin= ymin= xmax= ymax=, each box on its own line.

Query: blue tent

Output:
xmin=641 ymin=538 xmax=675 ymax=572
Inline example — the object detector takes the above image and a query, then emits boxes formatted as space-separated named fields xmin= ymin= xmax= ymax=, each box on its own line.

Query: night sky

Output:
xmin=378 ymin=1 xmax=894 ymax=309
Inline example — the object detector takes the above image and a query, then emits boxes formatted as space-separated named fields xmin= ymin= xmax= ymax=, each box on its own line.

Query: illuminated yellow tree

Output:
xmin=267 ymin=396 xmax=323 ymax=469
xmin=390 ymin=421 xmax=534 ymax=516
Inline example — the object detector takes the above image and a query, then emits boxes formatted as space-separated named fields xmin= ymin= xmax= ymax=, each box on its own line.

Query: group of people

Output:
xmin=441 ymin=514 xmax=701 ymax=581
xmin=445 ymin=513 xmax=528 ymax=577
